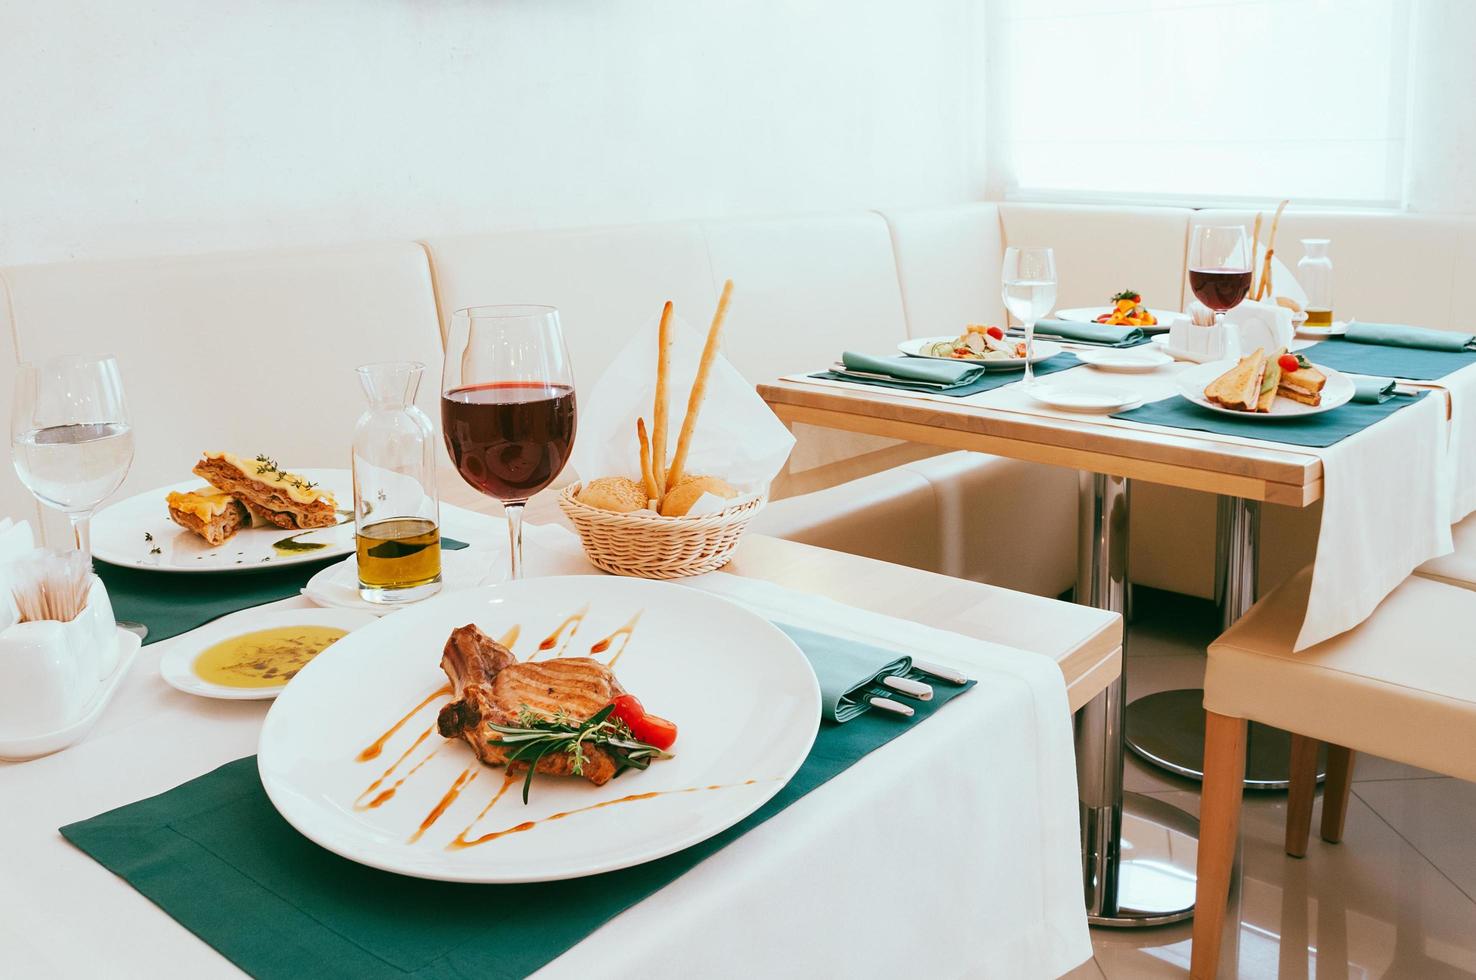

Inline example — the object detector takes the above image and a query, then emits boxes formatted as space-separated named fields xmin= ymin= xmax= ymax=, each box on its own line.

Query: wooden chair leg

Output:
xmin=1284 ymin=734 xmax=1320 ymax=858
xmin=1320 ymin=746 xmax=1355 ymax=844
xmin=1192 ymin=711 xmax=1248 ymax=980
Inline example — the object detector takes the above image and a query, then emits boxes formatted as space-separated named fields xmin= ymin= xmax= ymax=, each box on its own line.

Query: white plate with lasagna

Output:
xmin=92 ymin=466 xmax=354 ymax=572
xmin=258 ymin=575 xmax=821 ymax=883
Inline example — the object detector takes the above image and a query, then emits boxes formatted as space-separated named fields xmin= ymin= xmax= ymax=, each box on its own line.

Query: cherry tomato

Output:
xmin=609 ymin=693 xmax=645 ymax=723
xmin=1278 ymin=353 xmax=1300 ymax=373
xmin=626 ymin=713 xmax=679 ymax=750
xmin=986 ymin=325 xmax=1004 ymax=340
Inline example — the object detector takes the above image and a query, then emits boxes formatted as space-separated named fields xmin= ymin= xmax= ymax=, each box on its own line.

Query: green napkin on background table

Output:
xmin=812 ymin=351 xmax=1083 ymax=397
xmin=61 ymin=631 xmax=974 ymax=980
xmin=96 ymin=537 xmax=469 ymax=645
xmin=1346 ymin=321 xmax=1475 ymax=352
xmin=838 ymin=350 xmax=985 ymax=388
xmin=1028 ymin=319 xmax=1149 ymax=348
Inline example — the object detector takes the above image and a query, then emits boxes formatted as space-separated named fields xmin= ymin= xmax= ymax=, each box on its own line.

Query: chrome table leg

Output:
xmin=1124 ymin=496 xmax=1324 ymax=788
xmin=1076 ymin=472 xmax=1198 ymax=927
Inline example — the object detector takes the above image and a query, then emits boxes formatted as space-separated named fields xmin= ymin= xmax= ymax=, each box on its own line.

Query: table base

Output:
xmin=1126 ymin=689 xmax=1327 ymax=789
xmin=1086 ymin=792 xmax=1199 ymax=928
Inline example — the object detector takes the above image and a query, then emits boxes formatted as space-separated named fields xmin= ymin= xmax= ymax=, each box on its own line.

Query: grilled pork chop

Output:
xmin=436 ymin=624 xmax=626 ymax=785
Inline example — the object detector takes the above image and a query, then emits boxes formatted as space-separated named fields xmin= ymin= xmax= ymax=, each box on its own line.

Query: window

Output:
xmin=993 ymin=0 xmax=1412 ymax=206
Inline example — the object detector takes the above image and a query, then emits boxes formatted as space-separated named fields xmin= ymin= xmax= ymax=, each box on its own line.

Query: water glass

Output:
xmin=1001 ymin=247 xmax=1058 ymax=387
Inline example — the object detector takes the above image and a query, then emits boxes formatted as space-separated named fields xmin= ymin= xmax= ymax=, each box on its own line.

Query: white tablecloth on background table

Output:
xmin=790 ymin=356 xmax=1464 ymax=650
xmin=0 ymin=509 xmax=1091 ymax=980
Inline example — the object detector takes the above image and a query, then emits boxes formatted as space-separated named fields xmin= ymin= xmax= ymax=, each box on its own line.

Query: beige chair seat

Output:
xmin=1414 ymin=509 xmax=1476 ymax=591
xmin=1205 ymin=567 xmax=1476 ymax=781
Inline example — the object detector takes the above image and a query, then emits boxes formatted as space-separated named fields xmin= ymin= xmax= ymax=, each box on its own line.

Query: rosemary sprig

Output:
xmin=487 ymin=703 xmax=672 ymax=803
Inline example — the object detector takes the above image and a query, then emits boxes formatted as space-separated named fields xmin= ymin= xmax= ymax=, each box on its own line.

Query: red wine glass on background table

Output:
xmin=1188 ymin=225 xmax=1253 ymax=327
xmin=442 ymin=306 xmax=576 ymax=581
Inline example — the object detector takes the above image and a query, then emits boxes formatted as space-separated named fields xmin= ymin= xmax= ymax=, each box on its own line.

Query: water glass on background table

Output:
xmin=1001 ymin=246 xmax=1057 ymax=387
xmin=10 ymin=355 xmax=134 ymax=558
xmin=441 ymin=306 xmax=577 ymax=582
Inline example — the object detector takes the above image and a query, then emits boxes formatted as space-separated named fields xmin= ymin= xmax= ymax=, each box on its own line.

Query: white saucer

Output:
xmin=0 ymin=628 xmax=141 ymax=761
xmin=1295 ymin=320 xmax=1350 ymax=338
xmin=159 ymin=607 xmax=377 ymax=701
xmin=302 ymin=548 xmax=499 ymax=615
xmin=1076 ymin=348 xmax=1173 ymax=372
xmin=1150 ymin=334 xmax=1225 ymax=364
xmin=1024 ymin=382 xmax=1141 ymax=413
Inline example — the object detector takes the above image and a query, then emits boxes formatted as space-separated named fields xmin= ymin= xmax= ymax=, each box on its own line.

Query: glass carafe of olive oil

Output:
xmin=1297 ymin=239 xmax=1334 ymax=327
xmin=353 ymin=361 xmax=442 ymax=603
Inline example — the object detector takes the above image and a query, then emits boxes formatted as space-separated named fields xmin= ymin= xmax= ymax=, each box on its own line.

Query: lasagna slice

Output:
xmin=166 ymin=487 xmax=248 ymax=546
xmin=192 ymin=451 xmax=338 ymax=529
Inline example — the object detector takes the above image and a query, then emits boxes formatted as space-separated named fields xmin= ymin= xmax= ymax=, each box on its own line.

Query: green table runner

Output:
xmin=811 ymin=352 xmax=1083 ymax=397
xmin=1299 ymin=337 xmax=1476 ymax=382
xmin=62 ymin=651 xmax=974 ymax=979
xmin=96 ymin=538 xmax=469 ymax=645
xmin=1112 ymin=391 xmax=1428 ymax=448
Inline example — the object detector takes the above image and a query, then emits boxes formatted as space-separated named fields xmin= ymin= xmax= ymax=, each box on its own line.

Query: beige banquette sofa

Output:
xmin=3 ymin=204 xmax=1471 ymax=603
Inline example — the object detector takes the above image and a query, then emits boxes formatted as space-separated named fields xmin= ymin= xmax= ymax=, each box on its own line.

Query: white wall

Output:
xmin=0 ymin=0 xmax=986 ymax=267
xmin=1405 ymin=0 xmax=1476 ymax=214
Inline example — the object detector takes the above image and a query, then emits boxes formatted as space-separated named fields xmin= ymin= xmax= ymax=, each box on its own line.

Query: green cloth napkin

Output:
xmin=1346 ymin=321 xmax=1475 ymax=352
xmin=1352 ymin=377 xmax=1399 ymax=404
xmin=1031 ymin=319 xmax=1149 ymax=347
xmin=812 ymin=352 xmax=1083 ymax=397
xmin=96 ymin=537 xmax=469 ymax=645
xmin=840 ymin=350 xmax=984 ymax=386
xmin=1299 ymin=337 xmax=1476 ymax=382
xmin=61 ymin=655 xmax=974 ymax=980
xmin=775 ymin=623 xmax=914 ymax=722
xmin=1111 ymin=391 xmax=1428 ymax=449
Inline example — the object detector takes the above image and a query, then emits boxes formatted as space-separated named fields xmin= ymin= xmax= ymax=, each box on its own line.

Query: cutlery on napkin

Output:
xmin=1345 ymin=321 xmax=1476 ymax=352
xmin=834 ymin=351 xmax=985 ymax=390
xmin=777 ymin=622 xmax=949 ymax=722
xmin=1352 ymin=377 xmax=1421 ymax=404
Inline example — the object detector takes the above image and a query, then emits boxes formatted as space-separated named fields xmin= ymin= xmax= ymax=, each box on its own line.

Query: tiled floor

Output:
xmin=1068 ymin=590 xmax=1476 ymax=979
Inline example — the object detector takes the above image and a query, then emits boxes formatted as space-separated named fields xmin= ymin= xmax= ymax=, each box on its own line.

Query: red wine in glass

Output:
xmin=1188 ymin=267 xmax=1253 ymax=313
xmin=441 ymin=382 xmax=577 ymax=501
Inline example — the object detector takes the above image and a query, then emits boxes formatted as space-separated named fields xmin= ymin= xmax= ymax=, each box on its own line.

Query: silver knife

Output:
xmin=829 ymin=363 xmax=953 ymax=389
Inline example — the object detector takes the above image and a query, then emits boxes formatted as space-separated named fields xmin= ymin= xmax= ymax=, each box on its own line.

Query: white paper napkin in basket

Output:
xmin=568 ymin=312 xmax=795 ymax=503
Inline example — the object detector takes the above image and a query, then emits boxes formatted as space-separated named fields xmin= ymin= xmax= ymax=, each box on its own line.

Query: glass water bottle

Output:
xmin=353 ymin=361 xmax=442 ymax=603
xmin=1297 ymin=239 xmax=1334 ymax=327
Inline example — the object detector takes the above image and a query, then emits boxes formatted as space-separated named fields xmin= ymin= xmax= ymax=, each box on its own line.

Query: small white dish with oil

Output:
xmin=159 ymin=607 xmax=376 ymax=700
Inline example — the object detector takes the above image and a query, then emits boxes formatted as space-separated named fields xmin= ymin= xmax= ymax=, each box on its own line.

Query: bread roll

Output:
xmin=577 ymin=477 xmax=648 ymax=513
xmin=658 ymin=476 xmax=738 ymax=517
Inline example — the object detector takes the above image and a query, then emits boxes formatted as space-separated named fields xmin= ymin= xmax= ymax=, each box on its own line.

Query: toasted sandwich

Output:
xmin=1278 ymin=355 xmax=1326 ymax=407
xmin=1204 ymin=349 xmax=1267 ymax=413
xmin=1256 ymin=349 xmax=1284 ymax=413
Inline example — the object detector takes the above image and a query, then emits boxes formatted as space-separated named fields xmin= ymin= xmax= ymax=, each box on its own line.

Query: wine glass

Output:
xmin=11 ymin=355 xmax=134 ymax=559
xmin=1001 ymin=246 xmax=1058 ymax=388
xmin=1188 ymin=225 xmax=1253 ymax=323
xmin=442 ymin=306 xmax=576 ymax=581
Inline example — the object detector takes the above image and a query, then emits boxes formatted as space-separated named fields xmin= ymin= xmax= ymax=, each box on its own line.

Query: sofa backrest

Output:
xmin=1 ymin=243 xmax=444 ymax=541
xmin=880 ymin=202 xmax=1007 ymax=335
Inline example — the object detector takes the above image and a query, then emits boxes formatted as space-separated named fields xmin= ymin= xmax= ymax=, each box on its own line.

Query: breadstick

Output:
xmin=636 ymin=417 xmax=659 ymax=503
xmin=1259 ymin=199 xmax=1289 ymax=301
xmin=1249 ymin=212 xmax=1263 ymax=298
xmin=665 ymin=279 xmax=734 ymax=496
xmin=651 ymin=300 xmax=674 ymax=495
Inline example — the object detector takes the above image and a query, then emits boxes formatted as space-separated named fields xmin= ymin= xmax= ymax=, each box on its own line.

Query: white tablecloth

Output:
xmin=0 ymin=509 xmax=1091 ymax=980
xmin=790 ymin=355 xmax=1464 ymax=650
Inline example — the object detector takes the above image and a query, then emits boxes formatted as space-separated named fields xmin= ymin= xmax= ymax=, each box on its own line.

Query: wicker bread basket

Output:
xmin=558 ymin=482 xmax=765 ymax=579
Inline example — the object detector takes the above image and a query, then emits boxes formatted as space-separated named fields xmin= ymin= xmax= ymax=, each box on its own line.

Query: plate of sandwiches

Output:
xmin=1177 ymin=348 xmax=1354 ymax=419
xmin=91 ymin=451 xmax=354 ymax=572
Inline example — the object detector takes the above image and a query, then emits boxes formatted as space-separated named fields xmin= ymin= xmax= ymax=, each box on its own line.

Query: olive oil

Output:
xmin=356 ymin=516 xmax=442 ymax=601
xmin=1304 ymin=308 xmax=1334 ymax=327
xmin=194 ymin=625 xmax=347 ymax=688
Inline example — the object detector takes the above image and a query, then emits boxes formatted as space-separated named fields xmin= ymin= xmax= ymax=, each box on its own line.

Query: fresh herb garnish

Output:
xmin=1111 ymin=289 xmax=1142 ymax=303
xmin=144 ymin=532 xmax=154 ymax=543
xmin=148 ymin=545 xmax=162 ymax=556
xmin=487 ymin=703 xmax=672 ymax=803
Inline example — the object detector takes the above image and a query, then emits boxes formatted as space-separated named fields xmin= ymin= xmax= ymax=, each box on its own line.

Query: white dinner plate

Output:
xmin=258 ymin=575 xmax=821 ymax=883
xmin=1295 ymin=320 xmax=1350 ymax=338
xmin=1075 ymin=348 xmax=1173 ymax=373
xmin=159 ymin=607 xmax=377 ymax=700
xmin=92 ymin=469 xmax=354 ymax=572
xmin=1024 ymin=382 xmax=1141 ymax=413
xmin=1176 ymin=359 xmax=1355 ymax=418
xmin=1054 ymin=307 xmax=1178 ymax=335
xmin=898 ymin=336 xmax=1064 ymax=370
